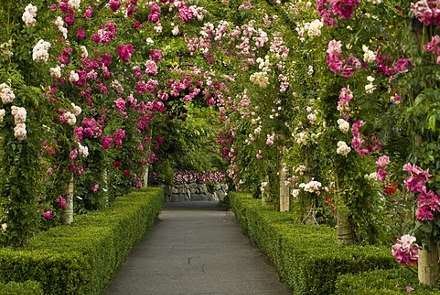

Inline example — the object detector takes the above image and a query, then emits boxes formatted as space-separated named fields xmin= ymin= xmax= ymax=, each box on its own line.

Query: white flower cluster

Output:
xmin=306 ymin=106 xmax=317 ymax=124
xmin=256 ymin=55 xmax=271 ymax=72
xmin=336 ymin=141 xmax=351 ymax=156
xmin=69 ymin=71 xmax=80 ymax=83
xmin=63 ymin=111 xmax=77 ymax=126
xmin=300 ymin=180 xmax=322 ymax=194
xmin=50 ymin=65 xmax=62 ymax=78
xmin=367 ymin=0 xmax=382 ymax=4
xmin=365 ymin=76 xmax=376 ymax=94
xmin=0 ymin=83 xmax=15 ymax=104
xmin=296 ymin=19 xmax=323 ymax=41
xmin=22 ymin=3 xmax=38 ymax=27
xmin=362 ymin=45 xmax=376 ymax=63
xmin=250 ymin=71 xmax=269 ymax=88
xmin=68 ymin=0 xmax=81 ymax=10
xmin=32 ymin=40 xmax=51 ymax=63
xmin=1 ymin=223 xmax=7 ymax=232
xmin=364 ymin=172 xmax=378 ymax=181
xmin=337 ymin=118 xmax=350 ymax=133
xmin=78 ymin=143 xmax=89 ymax=157
xmin=11 ymin=106 xmax=27 ymax=141
xmin=71 ymin=103 xmax=82 ymax=116
xmin=54 ymin=16 xmax=68 ymax=39
xmin=294 ymin=130 xmax=308 ymax=145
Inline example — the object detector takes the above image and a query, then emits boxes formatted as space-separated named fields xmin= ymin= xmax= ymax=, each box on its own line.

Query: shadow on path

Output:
xmin=106 ymin=202 xmax=290 ymax=295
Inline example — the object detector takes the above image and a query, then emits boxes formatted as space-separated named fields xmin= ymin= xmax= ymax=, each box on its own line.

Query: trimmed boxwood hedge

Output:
xmin=0 ymin=281 xmax=43 ymax=295
xmin=230 ymin=192 xmax=396 ymax=295
xmin=0 ymin=187 xmax=164 ymax=295
xmin=336 ymin=268 xmax=440 ymax=294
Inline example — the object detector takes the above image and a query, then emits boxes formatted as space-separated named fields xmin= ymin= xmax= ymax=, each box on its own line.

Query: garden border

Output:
xmin=0 ymin=187 xmax=164 ymax=295
xmin=230 ymin=192 xmax=397 ymax=294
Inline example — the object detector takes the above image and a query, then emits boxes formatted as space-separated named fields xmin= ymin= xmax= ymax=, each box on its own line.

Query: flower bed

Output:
xmin=336 ymin=268 xmax=440 ymax=294
xmin=0 ymin=188 xmax=163 ymax=295
xmin=230 ymin=192 xmax=396 ymax=294
xmin=0 ymin=281 xmax=43 ymax=295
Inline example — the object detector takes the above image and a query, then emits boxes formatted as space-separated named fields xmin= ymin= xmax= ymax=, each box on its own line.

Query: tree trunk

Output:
xmin=143 ymin=128 xmax=153 ymax=188
xmin=418 ymin=240 xmax=439 ymax=286
xmin=143 ymin=165 xmax=149 ymax=188
xmin=103 ymin=169 xmax=109 ymax=207
xmin=336 ymin=202 xmax=354 ymax=245
xmin=279 ymin=162 xmax=289 ymax=212
xmin=62 ymin=175 xmax=74 ymax=225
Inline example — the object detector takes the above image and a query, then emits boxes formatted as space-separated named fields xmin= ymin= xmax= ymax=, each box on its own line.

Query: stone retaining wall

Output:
xmin=167 ymin=183 xmax=228 ymax=202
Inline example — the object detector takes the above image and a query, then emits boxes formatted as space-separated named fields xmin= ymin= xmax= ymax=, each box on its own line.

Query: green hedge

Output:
xmin=0 ymin=187 xmax=164 ymax=295
xmin=0 ymin=281 xmax=43 ymax=295
xmin=230 ymin=192 xmax=396 ymax=294
xmin=336 ymin=268 xmax=440 ymax=294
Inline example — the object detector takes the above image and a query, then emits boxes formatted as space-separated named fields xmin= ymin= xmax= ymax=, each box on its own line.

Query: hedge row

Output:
xmin=0 ymin=281 xmax=43 ymax=295
xmin=230 ymin=192 xmax=396 ymax=294
xmin=336 ymin=268 xmax=440 ymax=294
xmin=0 ymin=187 xmax=164 ymax=295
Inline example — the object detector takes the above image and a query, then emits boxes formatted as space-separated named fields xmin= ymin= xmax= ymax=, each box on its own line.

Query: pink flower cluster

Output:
xmin=351 ymin=120 xmax=382 ymax=156
xmin=411 ymin=0 xmax=440 ymax=26
xmin=117 ymin=43 xmax=135 ymax=63
xmin=376 ymin=54 xmax=411 ymax=77
xmin=91 ymin=22 xmax=117 ymax=44
xmin=424 ymin=35 xmax=440 ymax=64
xmin=101 ymin=128 xmax=126 ymax=150
xmin=391 ymin=234 xmax=420 ymax=266
xmin=148 ymin=2 xmax=161 ymax=23
xmin=376 ymin=155 xmax=390 ymax=182
xmin=326 ymin=40 xmax=361 ymax=78
xmin=403 ymin=163 xmax=440 ymax=221
xmin=337 ymin=86 xmax=353 ymax=114
xmin=74 ymin=118 xmax=103 ymax=142
xmin=317 ymin=0 xmax=360 ymax=26
xmin=174 ymin=171 xmax=226 ymax=184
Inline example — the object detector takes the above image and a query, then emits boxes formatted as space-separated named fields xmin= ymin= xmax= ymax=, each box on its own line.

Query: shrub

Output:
xmin=0 ymin=188 xmax=164 ymax=295
xmin=336 ymin=268 xmax=440 ymax=295
xmin=230 ymin=192 xmax=396 ymax=294
xmin=0 ymin=281 xmax=43 ymax=295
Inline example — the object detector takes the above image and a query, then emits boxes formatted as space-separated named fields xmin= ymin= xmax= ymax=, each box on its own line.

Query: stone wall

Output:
xmin=167 ymin=183 xmax=228 ymax=202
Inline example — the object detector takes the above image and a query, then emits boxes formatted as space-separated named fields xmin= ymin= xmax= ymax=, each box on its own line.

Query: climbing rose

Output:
xmin=42 ymin=210 xmax=55 ymax=221
xmin=117 ymin=44 xmax=134 ymax=62
xmin=403 ymin=163 xmax=431 ymax=193
xmin=56 ymin=196 xmax=68 ymax=210
xmin=391 ymin=235 xmax=420 ymax=266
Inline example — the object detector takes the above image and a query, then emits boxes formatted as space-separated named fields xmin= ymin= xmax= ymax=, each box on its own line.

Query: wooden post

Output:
xmin=63 ymin=175 xmax=74 ymax=225
xmin=279 ymin=162 xmax=289 ymax=212
xmin=418 ymin=240 xmax=439 ymax=286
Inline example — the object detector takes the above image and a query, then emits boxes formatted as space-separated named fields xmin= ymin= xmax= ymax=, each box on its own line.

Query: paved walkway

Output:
xmin=106 ymin=203 xmax=290 ymax=295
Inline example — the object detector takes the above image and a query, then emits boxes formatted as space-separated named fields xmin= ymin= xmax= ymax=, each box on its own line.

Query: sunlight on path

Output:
xmin=106 ymin=204 xmax=289 ymax=295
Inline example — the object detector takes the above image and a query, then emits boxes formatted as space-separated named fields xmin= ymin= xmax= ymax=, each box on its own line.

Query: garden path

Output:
xmin=106 ymin=201 xmax=290 ymax=295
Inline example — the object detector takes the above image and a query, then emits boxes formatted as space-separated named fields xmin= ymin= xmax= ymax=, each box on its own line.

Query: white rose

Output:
xmin=69 ymin=71 xmax=80 ymax=83
xmin=336 ymin=141 xmax=351 ymax=157
xmin=0 ymin=83 xmax=15 ymax=104
xmin=337 ymin=118 xmax=350 ymax=133
xmin=50 ymin=66 xmax=62 ymax=78
xmin=14 ymin=123 xmax=27 ymax=141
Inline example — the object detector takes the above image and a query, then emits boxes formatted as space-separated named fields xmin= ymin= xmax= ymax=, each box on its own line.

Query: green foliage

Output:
xmin=0 ymin=188 xmax=163 ymax=295
xmin=336 ymin=268 xmax=440 ymax=295
xmin=230 ymin=192 xmax=396 ymax=294
xmin=0 ymin=281 xmax=43 ymax=295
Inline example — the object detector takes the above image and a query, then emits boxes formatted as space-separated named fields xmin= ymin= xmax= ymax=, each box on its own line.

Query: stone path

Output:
xmin=106 ymin=202 xmax=290 ymax=295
